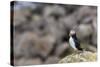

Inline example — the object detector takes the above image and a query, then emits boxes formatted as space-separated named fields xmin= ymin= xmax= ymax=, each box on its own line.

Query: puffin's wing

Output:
xmin=73 ymin=38 xmax=81 ymax=50
xmin=73 ymin=38 xmax=83 ymax=50
xmin=73 ymin=38 xmax=80 ymax=46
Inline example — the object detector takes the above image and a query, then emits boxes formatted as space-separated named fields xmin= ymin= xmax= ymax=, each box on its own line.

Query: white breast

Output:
xmin=69 ymin=37 xmax=77 ymax=50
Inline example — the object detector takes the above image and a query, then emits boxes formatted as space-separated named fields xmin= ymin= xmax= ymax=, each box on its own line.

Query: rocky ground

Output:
xmin=59 ymin=51 xmax=96 ymax=63
xmin=11 ymin=1 xmax=97 ymax=66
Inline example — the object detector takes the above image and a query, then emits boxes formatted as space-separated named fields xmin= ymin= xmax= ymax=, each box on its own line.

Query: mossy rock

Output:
xmin=59 ymin=51 xmax=97 ymax=63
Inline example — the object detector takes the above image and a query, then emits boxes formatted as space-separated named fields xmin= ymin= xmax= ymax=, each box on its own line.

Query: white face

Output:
xmin=69 ymin=30 xmax=76 ymax=36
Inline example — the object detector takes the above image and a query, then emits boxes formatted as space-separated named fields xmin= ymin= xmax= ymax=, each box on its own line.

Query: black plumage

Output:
xmin=71 ymin=34 xmax=83 ymax=51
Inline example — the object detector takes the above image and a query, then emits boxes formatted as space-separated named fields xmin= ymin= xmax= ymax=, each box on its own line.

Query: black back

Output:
xmin=72 ymin=34 xmax=83 ymax=51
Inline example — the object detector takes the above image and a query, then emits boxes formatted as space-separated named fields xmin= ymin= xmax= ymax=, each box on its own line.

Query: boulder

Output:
xmin=91 ymin=17 xmax=97 ymax=46
xmin=76 ymin=24 xmax=93 ymax=42
xmin=75 ymin=6 xmax=96 ymax=22
xmin=14 ymin=58 xmax=42 ymax=66
xmin=54 ymin=42 xmax=69 ymax=57
xmin=43 ymin=5 xmax=66 ymax=18
xmin=62 ymin=15 xmax=77 ymax=30
xmin=14 ymin=32 xmax=56 ymax=59
xmin=44 ymin=56 xmax=60 ymax=64
xmin=13 ymin=8 xmax=32 ymax=27
xmin=59 ymin=51 xmax=97 ymax=63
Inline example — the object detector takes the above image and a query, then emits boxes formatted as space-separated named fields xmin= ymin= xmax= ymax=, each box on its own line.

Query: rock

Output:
xmin=14 ymin=1 xmax=37 ymax=10
xmin=36 ymin=34 xmax=56 ymax=57
xmin=43 ymin=5 xmax=66 ymax=19
xmin=42 ymin=5 xmax=67 ymax=42
xmin=13 ymin=7 xmax=32 ymax=27
xmin=54 ymin=42 xmax=69 ymax=57
xmin=14 ymin=32 xmax=39 ymax=58
xmin=92 ymin=17 xmax=97 ymax=33
xmin=29 ymin=19 xmax=49 ymax=36
xmin=44 ymin=56 xmax=60 ymax=64
xmin=63 ymin=5 xmax=80 ymax=14
xmin=76 ymin=24 xmax=93 ymax=42
xmin=86 ymin=45 xmax=97 ymax=52
xmin=91 ymin=33 xmax=97 ymax=46
xmin=81 ymin=43 xmax=97 ymax=52
xmin=14 ymin=32 xmax=56 ymax=59
xmin=59 ymin=51 xmax=97 ymax=63
xmin=75 ymin=6 xmax=97 ymax=22
xmin=91 ymin=17 xmax=97 ymax=46
xmin=62 ymin=15 xmax=77 ymax=30
xmin=14 ymin=58 xmax=42 ymax=66
xmin=31 ymin=14 xmax=42 ymax=22
xmin=81 ymin=16 xmax=93 ymax=24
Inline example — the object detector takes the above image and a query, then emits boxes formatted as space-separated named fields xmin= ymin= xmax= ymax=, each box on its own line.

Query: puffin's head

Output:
xmin=69 ymin=30 xmax=76 ymax=36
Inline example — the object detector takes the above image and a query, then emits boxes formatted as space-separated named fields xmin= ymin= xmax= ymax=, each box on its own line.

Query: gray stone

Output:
xmin=44 ymin=56 xmax=60 ymax=64
xmin=54 ymin=42 xmax=69 ymax=56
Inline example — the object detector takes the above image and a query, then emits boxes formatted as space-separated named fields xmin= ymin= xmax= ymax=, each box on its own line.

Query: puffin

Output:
xmin=69 ymin=30 xmax=83 ymax=51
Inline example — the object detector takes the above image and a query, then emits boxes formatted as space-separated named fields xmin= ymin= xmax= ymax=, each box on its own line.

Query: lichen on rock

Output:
xmin=59 ymin=51 xmax=97 ymax=63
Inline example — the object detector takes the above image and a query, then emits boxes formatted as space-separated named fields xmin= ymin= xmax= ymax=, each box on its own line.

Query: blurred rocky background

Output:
xmin=11 ymin=1 xmax=97 ymax=66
